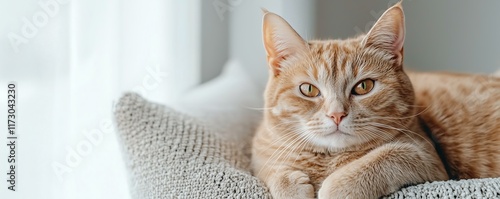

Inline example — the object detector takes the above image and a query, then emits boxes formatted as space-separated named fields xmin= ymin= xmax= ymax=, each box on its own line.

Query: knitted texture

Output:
xmin=385 ymin=178 xmax=500 ymax=199
xmin=114 ymin=93 xmax=500 ymax=198
xmin=114 ymin=93 xmax=271 ymax=199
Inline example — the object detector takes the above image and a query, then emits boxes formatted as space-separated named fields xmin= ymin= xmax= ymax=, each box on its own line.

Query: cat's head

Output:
xmin=262 ymin=3 xmax=415 ymax=151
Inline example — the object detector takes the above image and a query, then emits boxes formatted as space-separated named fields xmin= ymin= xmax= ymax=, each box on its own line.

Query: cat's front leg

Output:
xmin=264 ymin=169 xmax=315 ymax=199
xmin=317 ymin=167 xmax=378 ymax=199
xmin=318 ymin=143 xmax=448 ymax=199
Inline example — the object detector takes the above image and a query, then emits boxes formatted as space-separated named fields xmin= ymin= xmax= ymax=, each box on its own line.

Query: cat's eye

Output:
xmin=299 ymin=83 xmax=321 ymax=97
xmin=352 ymin=79 xmax=375 ymax=95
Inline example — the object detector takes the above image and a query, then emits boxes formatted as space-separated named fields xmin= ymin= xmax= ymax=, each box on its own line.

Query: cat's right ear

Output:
xmin=262 ymin=10 xmax=308 ymax=76
xmin=362 ymin=2 xmax=405 ymax=67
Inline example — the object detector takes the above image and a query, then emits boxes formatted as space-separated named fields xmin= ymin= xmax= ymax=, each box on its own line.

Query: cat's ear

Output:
xmin=362 ymin=2 xmax=405 ymax=66
xmin=262 ymin=10 xmax=308 ymax=76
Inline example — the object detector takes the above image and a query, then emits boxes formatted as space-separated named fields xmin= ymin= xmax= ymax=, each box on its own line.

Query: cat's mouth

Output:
xmin=324 ymin=130 xmax=351 ymax=137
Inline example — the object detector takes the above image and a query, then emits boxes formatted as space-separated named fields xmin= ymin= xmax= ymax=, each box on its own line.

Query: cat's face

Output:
xmin=262 ymin=4 xmax=415 ymax=150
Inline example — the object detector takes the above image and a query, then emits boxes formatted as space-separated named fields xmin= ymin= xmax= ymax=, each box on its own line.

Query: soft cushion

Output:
xmin=385 ymin=178 xmax=500 ymax=198
xmin=114 ymin=93 xmax=272 ymax=198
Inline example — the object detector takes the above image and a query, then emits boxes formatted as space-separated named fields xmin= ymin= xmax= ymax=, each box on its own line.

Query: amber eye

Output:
xmin=299 ymin=83 xmax=321 ymax=97
xmin=352 ymin=79 xmax=375 ymax=95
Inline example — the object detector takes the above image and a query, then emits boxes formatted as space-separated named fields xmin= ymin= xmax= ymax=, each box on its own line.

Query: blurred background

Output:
xmin=0 ymin=0 xmax=499 ymax=198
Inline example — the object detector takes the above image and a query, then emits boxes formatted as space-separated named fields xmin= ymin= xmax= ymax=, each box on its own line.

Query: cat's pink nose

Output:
xmin=329 ymin=112 xmax=347 ymax=125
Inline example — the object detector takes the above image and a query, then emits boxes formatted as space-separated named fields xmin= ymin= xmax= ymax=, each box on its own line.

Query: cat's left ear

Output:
xmin=362 ymin=2 xmax=405 ymax=66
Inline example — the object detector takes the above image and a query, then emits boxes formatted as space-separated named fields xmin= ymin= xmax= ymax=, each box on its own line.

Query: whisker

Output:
xmin=267 ymin=131 xmax=306 ymax=172
xmin=242 ymin=106 xmax=273 ymax=111
xmin=291 ymin=131 xmax=314 ymax=166
xmin=368 ymin=122 xmax=433 ymax=147
xmin=256 ymin=130 xmax=302 ymax=176
xmin=256 ymin=127 xmax=302 ymax=156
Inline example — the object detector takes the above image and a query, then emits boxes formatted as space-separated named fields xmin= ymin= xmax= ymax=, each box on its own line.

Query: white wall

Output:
xmin=200 ymin=0 xmax=229 ymax=83
xmin=316 ymin=1 xmax=500 ymax=74
xmin=403 ymin=0 xmax=500 ymax=73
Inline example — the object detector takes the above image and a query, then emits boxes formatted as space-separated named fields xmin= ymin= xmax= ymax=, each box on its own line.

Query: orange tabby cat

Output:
xmin=251 ymin=2 xmax=499 ymax=199
xmin=251 ymin=3 xmax=447 ymax=198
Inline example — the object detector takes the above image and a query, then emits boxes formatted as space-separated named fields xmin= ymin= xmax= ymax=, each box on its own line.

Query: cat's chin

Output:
xmin=306 ymin=131 xmax=363 ymax=151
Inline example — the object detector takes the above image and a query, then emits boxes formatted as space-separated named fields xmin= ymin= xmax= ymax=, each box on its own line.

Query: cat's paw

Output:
xmin=317 ymin=181 xmax=354 ymax=199
xmin=318 ymin=179 xmax=363 ymax=199
xmin=288 ymin=170 xmax=311 ymax=185
xmin=284 ymin=171 xmax=315 ymax=199
xmin=269 ymin=170 xmax=315 ymax=199
xmin=317 ymin=173 xmax=376 ymax=199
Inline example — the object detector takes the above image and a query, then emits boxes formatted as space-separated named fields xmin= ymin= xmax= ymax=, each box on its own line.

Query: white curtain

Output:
xmin=0 ymin=0 xmax=200 ymax=198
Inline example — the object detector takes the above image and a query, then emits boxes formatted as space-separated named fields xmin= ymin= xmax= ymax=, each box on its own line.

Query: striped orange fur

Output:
xmin=408 ymin=72 xmax=500 ymax=179
xmin=251 ymin=2 xmax=499 ymax=199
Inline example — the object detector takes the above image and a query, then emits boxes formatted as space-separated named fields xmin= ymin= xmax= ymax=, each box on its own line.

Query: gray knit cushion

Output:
xmin=114 ymin=92 xmax=500 ymax=199
xmin=114 ymin=93 xmax=271 ymax=198
xmin=385 ymin=178 xmax=500 ymax=198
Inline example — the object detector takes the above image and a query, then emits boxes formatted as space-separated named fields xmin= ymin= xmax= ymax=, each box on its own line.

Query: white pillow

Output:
xmin=172 ymin=59 xmax=265 ymax=153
